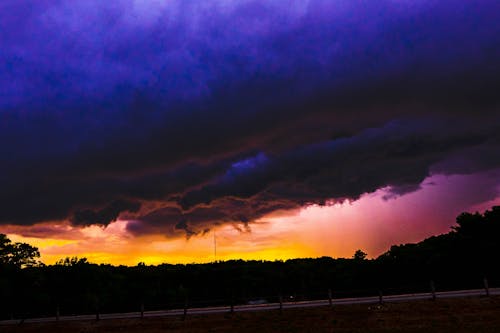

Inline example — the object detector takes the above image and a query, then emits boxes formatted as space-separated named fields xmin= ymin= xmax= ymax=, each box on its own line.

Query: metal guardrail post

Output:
xmin=230 ymin=292 xmax=234 ymax=314
xmin=484 ymin=277 xmax=490 ymax=297
xmin=182 ymin=295 xmax=188 ymax=320
xmin=95 ymin=297 xmax=100 ymax=321
xmin=430 ymin=280 xmax=436 ymax=301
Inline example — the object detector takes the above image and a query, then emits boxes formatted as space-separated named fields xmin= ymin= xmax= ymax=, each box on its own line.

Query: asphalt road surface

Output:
xmin=1 ymin=287 xmax=498 ymax=325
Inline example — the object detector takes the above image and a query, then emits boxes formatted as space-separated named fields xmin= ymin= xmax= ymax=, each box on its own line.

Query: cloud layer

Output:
xmin=1 ymin=0 xmax=499 ymax=237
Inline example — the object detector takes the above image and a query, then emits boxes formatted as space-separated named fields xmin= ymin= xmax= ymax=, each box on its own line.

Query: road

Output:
xmin=1 ymin=287 xmax=498 ymax=325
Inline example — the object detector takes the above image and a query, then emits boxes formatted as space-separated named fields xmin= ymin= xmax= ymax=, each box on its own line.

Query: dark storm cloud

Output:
xmin=126 ymin=196 xmax=298 ymax=237
xmin=146 ymin=118 xmax=495 ymax=236
xmin=71 ymin=199 xmax=141 ymax=226
xmin=0 ymin=0 xmax=499 ymax=236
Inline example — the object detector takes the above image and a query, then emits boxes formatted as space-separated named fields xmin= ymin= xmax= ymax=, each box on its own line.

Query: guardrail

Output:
xmin=1 ymin=287 xmax=498 ymax=326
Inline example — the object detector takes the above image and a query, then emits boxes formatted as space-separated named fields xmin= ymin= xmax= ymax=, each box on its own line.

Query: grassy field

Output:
xmin=3 ymin=296 xmax=500 ymax=333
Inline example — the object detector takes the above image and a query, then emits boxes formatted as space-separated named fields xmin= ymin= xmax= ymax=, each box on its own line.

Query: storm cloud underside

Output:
xmin=1 ymin=0 xmax=499 ymax=237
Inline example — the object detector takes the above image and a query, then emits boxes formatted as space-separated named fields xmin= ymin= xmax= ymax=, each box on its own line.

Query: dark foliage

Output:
xmin=0 ymin=234 xmax=40 ymax=268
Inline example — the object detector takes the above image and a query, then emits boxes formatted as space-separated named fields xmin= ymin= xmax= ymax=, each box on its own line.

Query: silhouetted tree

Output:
xmin=55 ymin=256 xmax=89 ymax=266
xmin=353 ymin=249 xmax=367 ymax=260
xmin=0 ymin=234 xmax=41 ymax=268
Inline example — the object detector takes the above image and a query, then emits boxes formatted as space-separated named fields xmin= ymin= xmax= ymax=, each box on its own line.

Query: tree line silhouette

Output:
xmin=1 ymin=206 xmax=499 ymax=320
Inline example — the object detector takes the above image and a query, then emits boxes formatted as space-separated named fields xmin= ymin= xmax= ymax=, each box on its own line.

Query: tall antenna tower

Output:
xmin=213 ymin=230 xmax=217 ymax=262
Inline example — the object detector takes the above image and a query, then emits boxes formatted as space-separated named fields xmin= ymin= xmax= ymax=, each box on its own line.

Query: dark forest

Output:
xmin=1 ymin=206 xmax=499 ymax=320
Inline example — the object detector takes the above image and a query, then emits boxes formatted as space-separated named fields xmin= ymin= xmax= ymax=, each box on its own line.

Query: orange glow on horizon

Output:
xmin=6 ymin=218 xmax=316 ymax=266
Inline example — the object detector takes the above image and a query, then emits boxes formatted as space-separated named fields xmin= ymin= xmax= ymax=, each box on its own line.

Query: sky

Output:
xmin=0 ymin=0 xmax=499 ymax=265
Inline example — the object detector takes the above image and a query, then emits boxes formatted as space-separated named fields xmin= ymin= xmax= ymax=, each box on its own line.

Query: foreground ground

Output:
xmin=3 ymin=296 xmax=500 ymax=333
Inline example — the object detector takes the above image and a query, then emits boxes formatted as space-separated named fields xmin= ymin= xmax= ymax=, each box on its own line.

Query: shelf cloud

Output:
xmin=1 ymin=0 xmax=499 ymax=238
